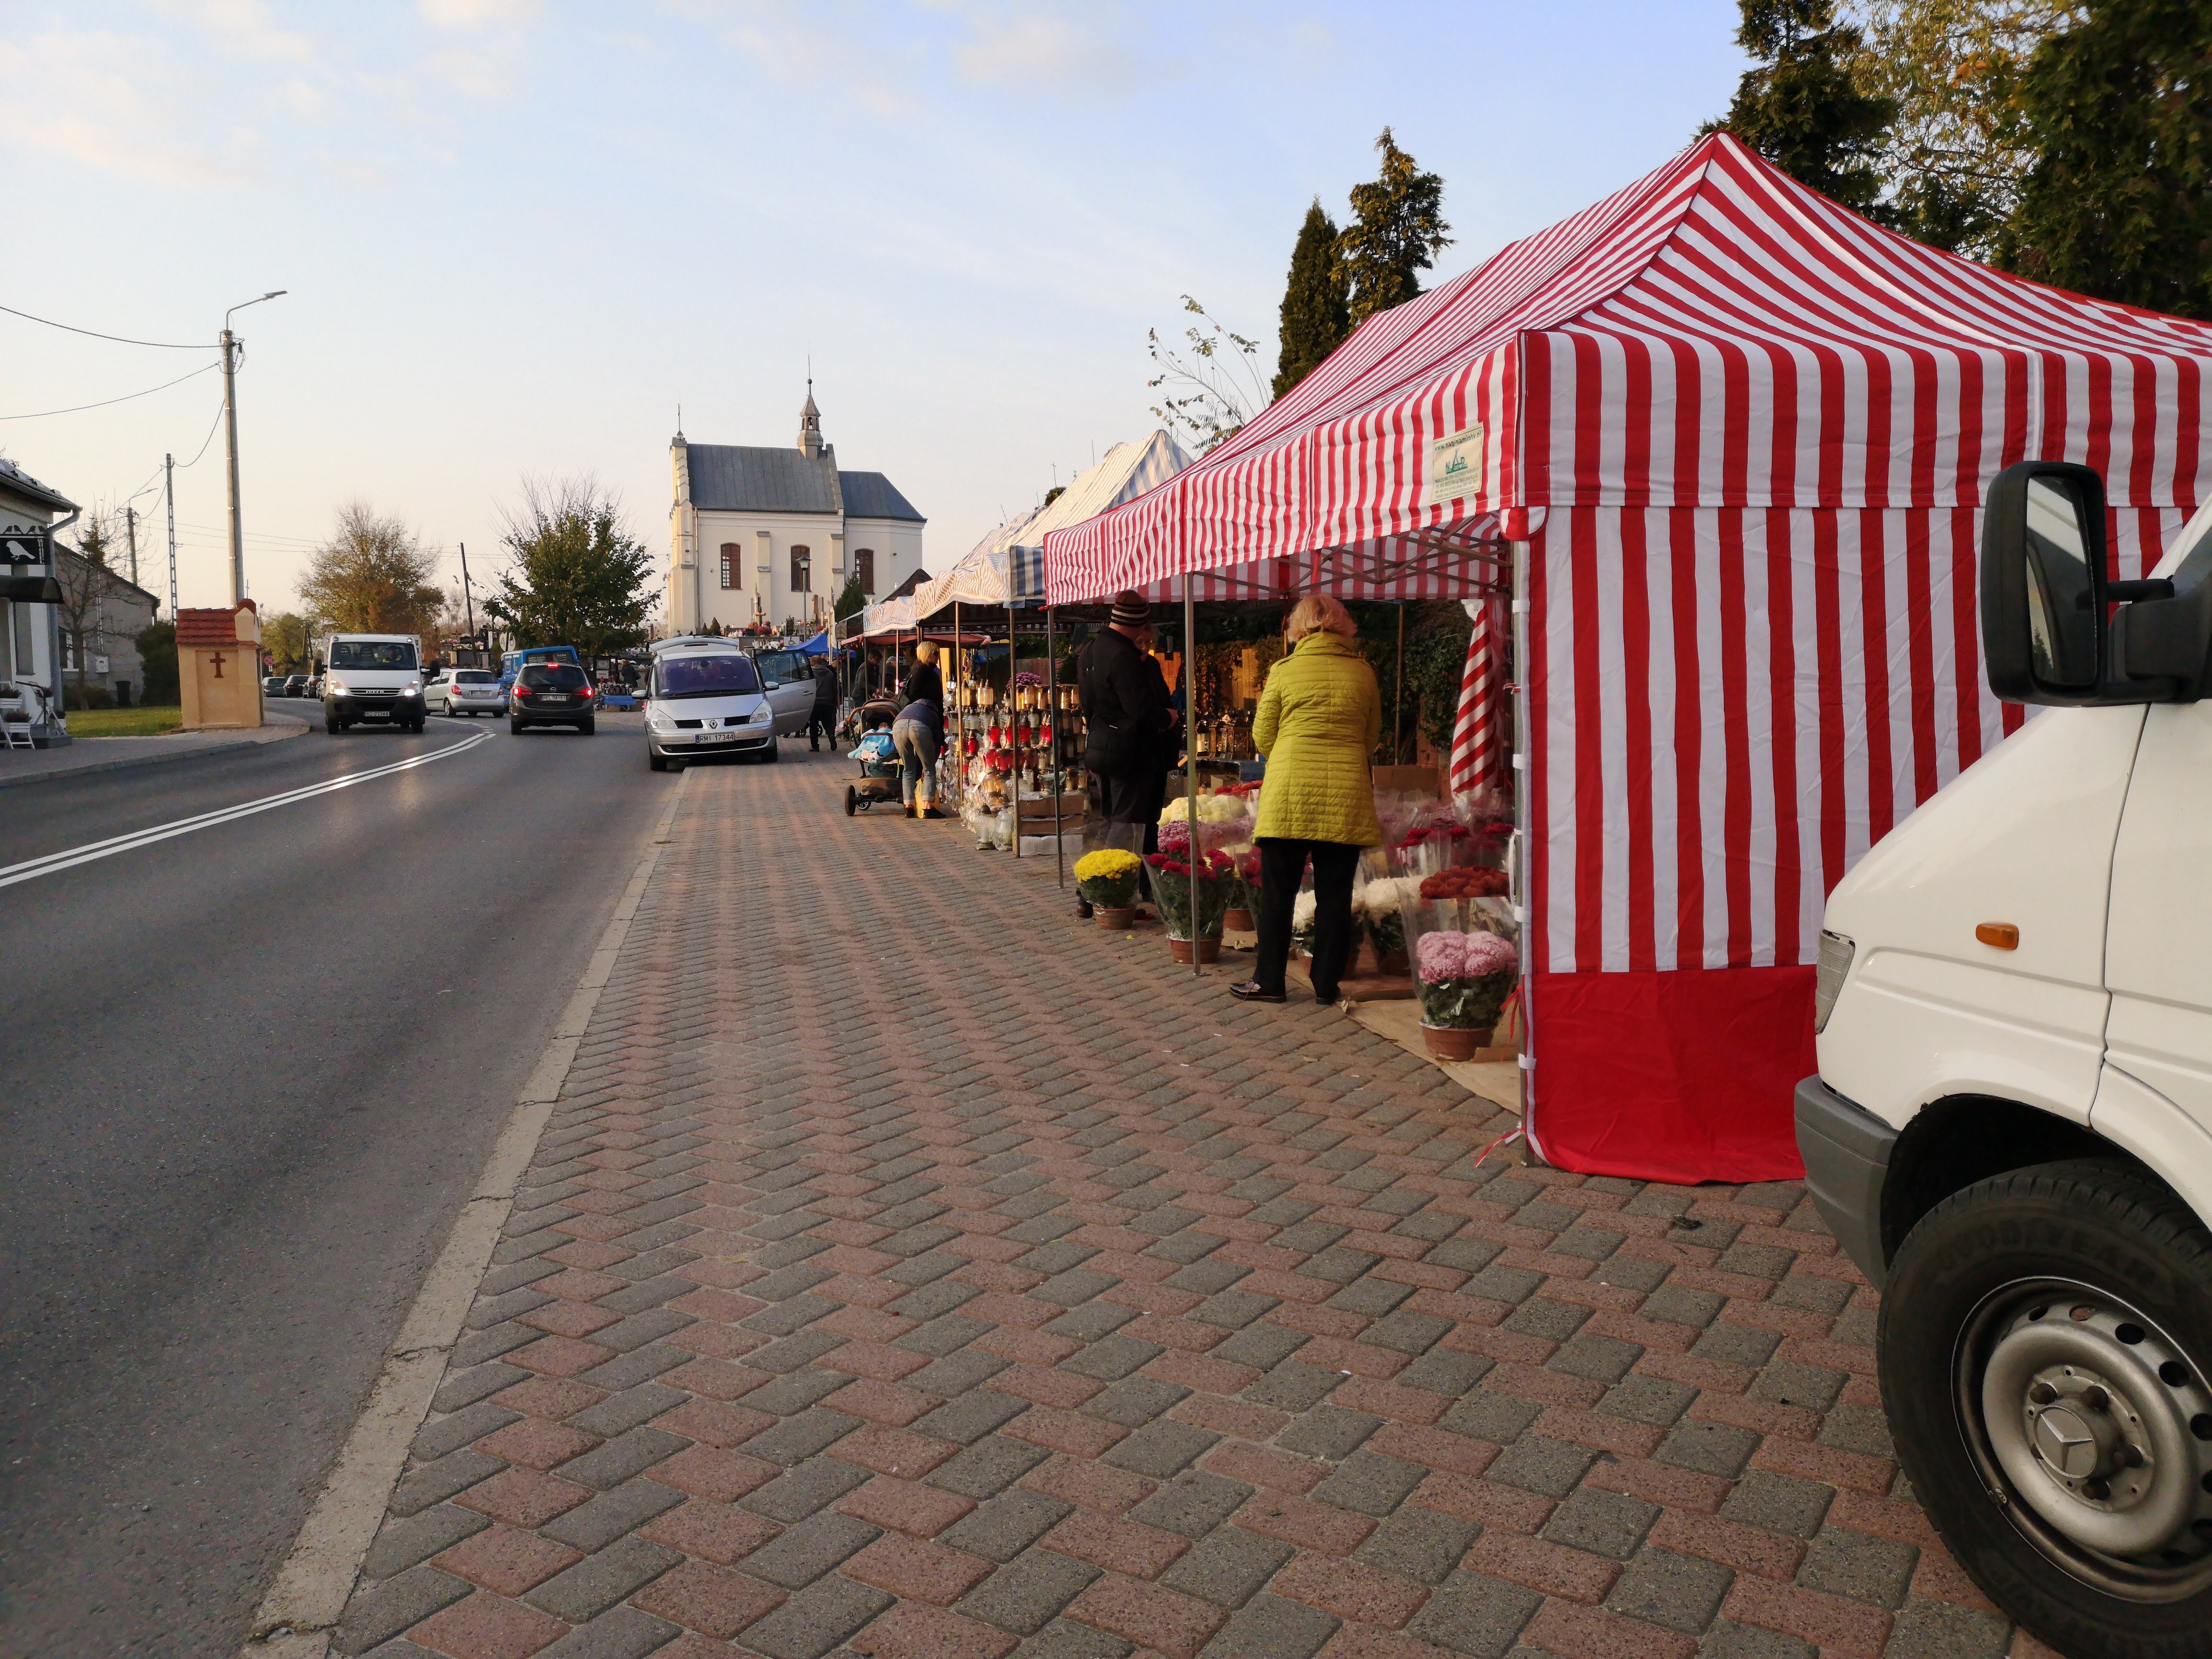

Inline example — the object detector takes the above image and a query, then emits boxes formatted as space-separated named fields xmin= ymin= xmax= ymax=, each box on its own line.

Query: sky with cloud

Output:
xmin=1 ymin=0 xmax=1750 ymax=616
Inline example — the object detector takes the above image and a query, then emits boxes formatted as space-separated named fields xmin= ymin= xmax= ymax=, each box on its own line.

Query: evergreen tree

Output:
xmin=1338 ymin=130 xmax=1452 ymax=326
xmin=1274 ymin=199 xmax=1350 ymax=398
xmin=832 ymin=574 xmax=866 ymax=623
xmin=2000 ymin=0 xmax=2212 ymax=318
xmin=1714 ymin=0 xmax=1897 ymax=215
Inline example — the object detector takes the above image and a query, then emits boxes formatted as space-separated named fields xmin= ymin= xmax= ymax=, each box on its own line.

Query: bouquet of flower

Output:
xmin=1419 ymin=866 xmax=1510 ymax=900
xmin=1414 ymin=930 xmax=1518 ymax=1030
xmin=1355 ymin=875 xmax=1422 ymax=958
xmin=1160 ymin=793 xmax=1252 ymax=825
xmin=1157 ymin=811 xmax=1245 ymax=860
xmin=1073 ymin=848 xmax=1143 ymax=909
xmin=1229 ymin=847 xmax=1262 ymax=913
xmin=1146 ymin=852 xmax=1232 ymax=940
xmin=1290 ymin=888 xmax=1318 ymax=955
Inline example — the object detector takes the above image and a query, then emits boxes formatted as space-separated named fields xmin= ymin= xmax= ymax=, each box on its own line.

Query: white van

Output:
xmin=642 ymin=637 xmax=777 ymax=770
xmin=1799 ymin=461 xmax=2212 ymax=1649
xmin=319 ymin=634 xmax=425 ymax=733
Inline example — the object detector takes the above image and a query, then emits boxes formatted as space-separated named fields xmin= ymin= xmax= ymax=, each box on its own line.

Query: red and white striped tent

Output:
xmin=1046 ymin=131 xmax=2212 ymax=1184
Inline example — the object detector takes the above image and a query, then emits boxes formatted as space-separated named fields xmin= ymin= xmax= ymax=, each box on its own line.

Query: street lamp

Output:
xmin=222 ymin=290 xmax=286 ymax=606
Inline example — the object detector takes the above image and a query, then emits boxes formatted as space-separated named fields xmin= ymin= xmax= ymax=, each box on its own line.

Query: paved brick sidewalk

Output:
xmin=331 ymin=755 xmax=2041 ymax=1659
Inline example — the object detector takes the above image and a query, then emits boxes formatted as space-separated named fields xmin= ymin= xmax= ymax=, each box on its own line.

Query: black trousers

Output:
xmin=1254 ymin=838 xmax=1361 ymax=999
xmin=1100 ymin=767 xmax=1169 ymax=895
xmin=806 ymin=704 xmax=836 ymax=745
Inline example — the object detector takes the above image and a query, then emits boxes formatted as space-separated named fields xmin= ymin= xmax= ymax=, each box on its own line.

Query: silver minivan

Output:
xmin=643 ymin=639 xmax=777 ymax=771
xmin=748 ymin=648 xmax=821 ymax=737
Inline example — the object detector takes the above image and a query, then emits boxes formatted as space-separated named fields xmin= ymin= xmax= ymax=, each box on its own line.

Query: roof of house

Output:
xmin=56 ymin=542 xmax=160 ymax=608
xmin=177 ymin=601 xmax=255 ymax=648
xmin=838 ymin=471 xmax=925 ymax=523
xmin=0 ymin=458 xmax=79 ymax=515
xmin=685 ymin=444 xmax=924 ymax=522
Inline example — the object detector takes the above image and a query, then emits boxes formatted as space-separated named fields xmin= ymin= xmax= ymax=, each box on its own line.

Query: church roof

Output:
xmin=839 ymin=471 xmax=924 ymax=523
xmin=687 ymin=444 xmax=841 ymax=514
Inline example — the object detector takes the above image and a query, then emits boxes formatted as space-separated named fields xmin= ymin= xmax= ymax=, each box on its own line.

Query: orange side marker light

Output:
xmin=1975 ymin=922 xmax=2020 ymax=950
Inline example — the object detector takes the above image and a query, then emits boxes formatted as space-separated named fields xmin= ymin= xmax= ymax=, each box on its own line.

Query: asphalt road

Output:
xmin=0 ymin=705 xmax=808 ymax=1656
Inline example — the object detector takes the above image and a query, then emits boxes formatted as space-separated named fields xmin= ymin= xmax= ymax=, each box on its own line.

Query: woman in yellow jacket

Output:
xmin=1232 ymin=595 xmax=1381 ymax=1005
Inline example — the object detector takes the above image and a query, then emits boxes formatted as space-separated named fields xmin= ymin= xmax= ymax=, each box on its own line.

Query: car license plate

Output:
xmin=541 ymin=694 xmax=570 ymax=703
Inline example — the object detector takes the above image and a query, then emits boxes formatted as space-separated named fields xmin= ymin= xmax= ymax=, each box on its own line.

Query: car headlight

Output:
xmin=750 ymin=705 xmax=771 ymax=722
xmin=401 ymin=686 xmax=421 ymax=697
xmin=1813 ymin=930 xmax=1855 ymax=1034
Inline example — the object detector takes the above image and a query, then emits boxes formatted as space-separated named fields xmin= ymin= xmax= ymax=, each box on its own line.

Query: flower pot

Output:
xmin=1096 ymin=907 xmax=1136 ymax=931
xmin=1379 ymin=948 xmax=1409 ymax=977
xmin=1420 ymin=1022 xmax=1494 ymax=1061
xmin=1222 ymin=908 xmax=1254 ymax=933
xmin=1168 ymin=936 xmax=1221 ymax=964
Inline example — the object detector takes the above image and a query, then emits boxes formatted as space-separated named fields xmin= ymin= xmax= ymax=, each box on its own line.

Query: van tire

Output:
xmin=1882 ymin=1159 xmax=2212 ymax=1654
xmin=762 ymin=739 xmax=778 ymax=764
xmin=649 ymin=750 xmax=669 ymax=772
xmin=324 ymin=707 xmax=341 ymax=735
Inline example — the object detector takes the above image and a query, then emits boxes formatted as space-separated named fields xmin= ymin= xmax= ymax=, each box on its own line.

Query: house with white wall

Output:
xmin=1 ymin=457 xmax=77 ymax=744
xmin=666 ymin=389 xmax=925 ymax=636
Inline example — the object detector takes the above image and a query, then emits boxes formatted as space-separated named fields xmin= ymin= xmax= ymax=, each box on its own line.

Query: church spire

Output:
xmin=798 ymin=379 xmax=823 ymax=459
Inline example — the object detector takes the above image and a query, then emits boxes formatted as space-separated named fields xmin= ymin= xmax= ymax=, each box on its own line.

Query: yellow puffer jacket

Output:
xmin=1253 ymin=631 xmax=1382 ymax=846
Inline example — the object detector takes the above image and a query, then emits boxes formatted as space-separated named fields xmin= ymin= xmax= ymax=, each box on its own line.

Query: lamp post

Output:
xmin=221 ymin=290 xmax=286 ymax=605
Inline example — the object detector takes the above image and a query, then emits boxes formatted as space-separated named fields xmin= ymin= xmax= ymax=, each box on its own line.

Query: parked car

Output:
xmin=262 ymin=674 xmax=286 ymax=696
xmin=283 ymin=674 xmax=310 ymax=698
xmin=509 ymin=662 xmax=595 ymax=734
xmin=1797 ymin=461 xmax=2212 ymax=1650
xmin=643 ymin=639 xmax=774 ymax=770
xmin=426 ymin=668 xmax=505 ymax=716
xmin=748 ymin=648 xmax=820 ymax=736
xmin=319 ymin=634 xmax=425 ymax=733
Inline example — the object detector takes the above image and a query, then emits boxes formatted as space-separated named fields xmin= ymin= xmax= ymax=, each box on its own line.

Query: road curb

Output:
xmin=0 ymin=716 xmax=309 ymax=793
xmin=237 ymin=768 xmax=695 ymax=1659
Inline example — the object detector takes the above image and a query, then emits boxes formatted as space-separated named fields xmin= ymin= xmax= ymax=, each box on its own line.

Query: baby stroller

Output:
xmin=844 ymin=698 xmax=903 ymax=816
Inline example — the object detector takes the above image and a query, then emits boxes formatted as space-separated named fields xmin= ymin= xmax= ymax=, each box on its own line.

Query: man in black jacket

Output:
xmin=1079 ymin=592 xmax=1181 ymax=882
xmin=807 ymin=656 xmax=840 ymax=750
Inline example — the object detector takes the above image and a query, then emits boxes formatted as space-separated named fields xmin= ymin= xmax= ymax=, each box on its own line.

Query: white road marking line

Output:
xmin=240 ymin=768 xmax=694 ymax=1658
xmin=0 ymin=730 xmax=491 ymax=891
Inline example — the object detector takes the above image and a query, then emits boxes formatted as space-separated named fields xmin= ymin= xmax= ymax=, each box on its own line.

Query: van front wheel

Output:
xmin=1883 ymin=1159 xmax=2212 ymax=1655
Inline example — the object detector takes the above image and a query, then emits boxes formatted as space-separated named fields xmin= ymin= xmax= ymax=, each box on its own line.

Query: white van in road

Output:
xmin=1799 ymin=462 xmax=2212 ymax=1651
xmin=319 ymin=634 xmax=425 ymax=733
xmin=642 ymin=637 xmax=777 ymax=771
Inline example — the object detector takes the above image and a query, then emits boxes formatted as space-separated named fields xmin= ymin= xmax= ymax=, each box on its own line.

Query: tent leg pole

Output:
xmin=1185 ymin=572 xmax=1199 ymax=979
xmin=1009 ymin=601 xmax=1019 ymax=858
xmin=1395 ymin=601 xmax=1406 ymax=764
xmin=954 ymin=602 xmax=962 ymax=813
xmin=1511 ymin=542 xmax=1533 ymax=1138
xmin=1048 ymin=606 xmax=1063 ymax=888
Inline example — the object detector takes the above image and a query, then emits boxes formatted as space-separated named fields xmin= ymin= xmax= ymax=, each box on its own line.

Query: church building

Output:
xmin=666 ymin=390 xmax=925 ymax=636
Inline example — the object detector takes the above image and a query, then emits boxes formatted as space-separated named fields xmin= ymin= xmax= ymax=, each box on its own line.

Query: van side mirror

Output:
xmin=1983 ymin=461 xmax=2112 ymax=704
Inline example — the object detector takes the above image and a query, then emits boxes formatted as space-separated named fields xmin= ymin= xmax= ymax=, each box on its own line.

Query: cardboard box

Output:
xmin=1017 ymin=792 xmax=1087 ymax=821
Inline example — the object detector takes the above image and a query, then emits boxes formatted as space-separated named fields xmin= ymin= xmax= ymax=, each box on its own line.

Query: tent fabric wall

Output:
xmin=1039 ymin=132 xmax=2212 ymax=1184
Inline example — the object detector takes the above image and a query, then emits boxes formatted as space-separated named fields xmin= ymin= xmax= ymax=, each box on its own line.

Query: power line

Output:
xmin=0 ymin=300 xmax=205 ymax=349
xmin=0 ymin=361 xmax=221 ymax=421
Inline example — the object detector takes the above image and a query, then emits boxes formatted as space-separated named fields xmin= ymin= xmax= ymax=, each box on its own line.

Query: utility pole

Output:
xmin=459 ymin=541 xmax=476 ymax=640
xmin=125 ymin=505 xmax=139 ymax=588
xmin=164 ymin=454 xmax=177 ymax=619
xmin=221 ymin=290 xmax=287 ymax=605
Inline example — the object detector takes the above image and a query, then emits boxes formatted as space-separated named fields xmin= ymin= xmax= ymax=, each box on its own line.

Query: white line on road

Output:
xmin=0 ymin=730 xmax=492 ymax=891
xmin=241 ymin=767 xmax=694 ymax=1659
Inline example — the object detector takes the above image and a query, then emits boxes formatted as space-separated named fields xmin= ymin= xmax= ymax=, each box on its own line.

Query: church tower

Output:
xmin=798 ymin=383 xmax=823 ymax=459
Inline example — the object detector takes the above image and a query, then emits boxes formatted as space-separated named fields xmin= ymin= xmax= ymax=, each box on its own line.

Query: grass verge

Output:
xmin=68 ymin=705 xmax=185 ymax=737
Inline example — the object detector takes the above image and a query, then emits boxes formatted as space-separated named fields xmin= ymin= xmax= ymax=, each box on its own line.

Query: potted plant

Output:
xmin=1074 ymin=848 xmax=1143 ymax=929
xmin=1359 ymin=875 xmax=1418 ymax=976
xmin=1414 ymin=929 xmax=1518 ymax=1060
xmin=1222 ymin=848 xmax=1260 ymax=933
xmin=1148 ymin=851 xmax=1230 ymax=963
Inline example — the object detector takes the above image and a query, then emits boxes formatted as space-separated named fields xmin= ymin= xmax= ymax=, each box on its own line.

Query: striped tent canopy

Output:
xmin=1045 ymin=131 xmax=2212 ymax=1183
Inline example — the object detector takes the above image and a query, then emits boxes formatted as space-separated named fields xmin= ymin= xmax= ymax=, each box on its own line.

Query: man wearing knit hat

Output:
xmin=1078 ymin=591 xmax=1181 ymax=904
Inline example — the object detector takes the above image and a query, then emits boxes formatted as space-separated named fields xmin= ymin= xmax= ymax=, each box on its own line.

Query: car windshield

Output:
xmin=522 ymin=665 xmax=588 ymax=690
xmin=658 ymin=655 xmax=761 ymax=698
xmin=454 ymin=670 xmax=496 ymax=684
xmin=330 ymin=641 xmax=418 ymax=670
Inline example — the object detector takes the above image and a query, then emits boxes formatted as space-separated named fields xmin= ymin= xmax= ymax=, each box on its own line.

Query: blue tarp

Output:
xmin=798 ymin=631 xmax=829 ymax=656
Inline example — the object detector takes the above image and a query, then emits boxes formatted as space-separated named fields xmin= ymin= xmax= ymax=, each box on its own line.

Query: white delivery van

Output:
xmin=319 ymin=634 xmax=426 ymax=733
xmin=1799 ymin=461 xmax=2212 ymax=1650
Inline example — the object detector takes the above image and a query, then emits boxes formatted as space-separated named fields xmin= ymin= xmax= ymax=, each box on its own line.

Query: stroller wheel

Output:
xmin=844 ymin=785 xmax=858 ymax=817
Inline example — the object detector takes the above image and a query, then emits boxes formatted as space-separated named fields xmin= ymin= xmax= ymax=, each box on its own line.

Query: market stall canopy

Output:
xmin=1045 ymin=129 xmax=2212 ymax=606
xmin=907 ymin=433 xmax=1192 ymax=619
xmin=798 ymin=630 xmax=829 ymax=656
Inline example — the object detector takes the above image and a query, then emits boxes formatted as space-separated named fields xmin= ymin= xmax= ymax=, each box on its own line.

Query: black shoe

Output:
xmin=1230 ymin=981 xmax=1287 ymax=1003
xmin=1077 ymin=900 xmax=1094 ymax=918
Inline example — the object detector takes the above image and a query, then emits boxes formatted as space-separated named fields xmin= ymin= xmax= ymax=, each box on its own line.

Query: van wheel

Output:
xmin=762 ymin=739 xmax=778 ymax=764
xmin=1882 ymin=1159 xmax=2212 ymax=1654
xmin=324 ymin=707 xmax=341 ymax=735
xmin=649 ymin=750 xmax=669 ymax=772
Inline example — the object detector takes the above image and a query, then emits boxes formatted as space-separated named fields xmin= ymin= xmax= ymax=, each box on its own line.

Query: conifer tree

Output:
xmin=2000 ymin=0 xmax=2211 ymax=318
xmin=1338 ymin=130 xmax=1452 ymax=326
xmin=1274 ymin=199 xmax=1350 ymax=398
xmin=1714 ymin=0 xmax=1896 ymax=215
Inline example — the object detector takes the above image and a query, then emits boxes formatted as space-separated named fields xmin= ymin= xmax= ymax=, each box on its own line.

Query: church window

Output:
xmin=790 ymin=545 xmax=811 ymax=592
xmin=856 ymin=548 xmax=875 ymax=594
xmin=718 ymin=543 xmax=740 ymax=589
